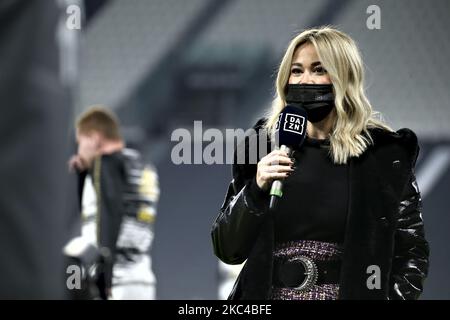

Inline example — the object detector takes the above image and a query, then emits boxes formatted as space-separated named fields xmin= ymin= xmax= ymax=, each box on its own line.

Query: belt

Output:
xmin=272 ymin=256 xmax=341 ymax=292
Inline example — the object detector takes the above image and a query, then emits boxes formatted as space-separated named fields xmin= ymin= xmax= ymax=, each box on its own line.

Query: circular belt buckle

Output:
xmin=290 ymin=256 xmax=318 ymax=292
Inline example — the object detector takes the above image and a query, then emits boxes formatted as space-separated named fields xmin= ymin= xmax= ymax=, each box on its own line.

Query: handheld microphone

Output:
xmin=269 ymin=105 xmax=308 ymax=210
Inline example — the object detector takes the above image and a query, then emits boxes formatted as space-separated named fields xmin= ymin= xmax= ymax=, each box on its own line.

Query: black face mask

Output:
xmin=285 ymin=84 xmax=335 ymax=123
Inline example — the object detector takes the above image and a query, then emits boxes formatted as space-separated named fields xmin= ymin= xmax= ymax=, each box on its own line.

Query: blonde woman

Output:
xmin=211 ymin=27 xmax=429 ymax=300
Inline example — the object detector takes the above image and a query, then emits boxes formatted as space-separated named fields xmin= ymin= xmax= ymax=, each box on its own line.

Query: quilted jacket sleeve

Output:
xmin=389 ymin=129 xmax=430 ymax=300
xmin=211 ymin=119 xmax=271 ymax=265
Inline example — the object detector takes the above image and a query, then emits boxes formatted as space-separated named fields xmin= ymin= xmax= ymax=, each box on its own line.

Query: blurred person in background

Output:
xmin=0 ymin=0 xmax=79 ymax=299
xmin=69 ymin=106 xmax=160 ymax=299
xmin=211 ymin=27 xmax=429 ymax=300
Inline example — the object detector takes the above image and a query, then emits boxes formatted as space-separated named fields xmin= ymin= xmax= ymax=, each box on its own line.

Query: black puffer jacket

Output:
xmin=211 ymin=119 xmax=429 ymax=300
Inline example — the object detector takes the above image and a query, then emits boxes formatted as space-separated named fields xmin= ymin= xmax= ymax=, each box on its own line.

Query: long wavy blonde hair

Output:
xmin=265 ymin=26 xmax=393 ymax=164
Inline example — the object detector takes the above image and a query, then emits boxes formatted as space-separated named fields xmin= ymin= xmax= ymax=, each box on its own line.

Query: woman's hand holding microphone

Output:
xmin=256 ymin=149 xmax=295 ymax=191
